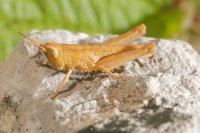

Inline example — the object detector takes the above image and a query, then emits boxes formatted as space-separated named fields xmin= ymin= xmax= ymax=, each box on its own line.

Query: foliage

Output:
xmin=0 ymin=0 xmax=183 ymax=62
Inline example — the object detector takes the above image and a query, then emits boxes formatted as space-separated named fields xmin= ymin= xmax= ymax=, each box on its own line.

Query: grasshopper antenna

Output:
xmin=20 ymin=32 xmax=46 ymax=52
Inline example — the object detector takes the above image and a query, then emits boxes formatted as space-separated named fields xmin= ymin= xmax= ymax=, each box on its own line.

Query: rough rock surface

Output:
xmin=0 ymin=30 xmax=200 ymax=133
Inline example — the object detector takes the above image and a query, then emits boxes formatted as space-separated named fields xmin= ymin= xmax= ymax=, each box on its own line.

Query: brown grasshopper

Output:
xmin=20 ymin=24 xmax=155 ymax=99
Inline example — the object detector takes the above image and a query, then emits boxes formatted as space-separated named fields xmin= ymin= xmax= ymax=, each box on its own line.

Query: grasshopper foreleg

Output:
xmin=51 ymin=68 xmax=74 ymax=99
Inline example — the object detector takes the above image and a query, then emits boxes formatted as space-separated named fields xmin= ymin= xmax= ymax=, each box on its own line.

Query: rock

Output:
xmin=0 ymin=30 xmax=200 ymax=133
xmin=78 ymin=106 xmax=200 ymax=133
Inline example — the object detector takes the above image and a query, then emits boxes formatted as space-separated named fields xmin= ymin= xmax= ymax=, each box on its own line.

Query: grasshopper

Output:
xmin=20 ymin=24 xmax=155 ymax=99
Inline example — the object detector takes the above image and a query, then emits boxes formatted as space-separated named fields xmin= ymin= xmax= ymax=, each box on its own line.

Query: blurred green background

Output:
xmin=0 ymin=0 xmax=200 ymax=63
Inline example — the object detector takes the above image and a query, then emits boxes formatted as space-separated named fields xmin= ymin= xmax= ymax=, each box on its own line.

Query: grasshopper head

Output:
xmin=20 ymin=33 xmax=65 ymax=70
xmin=43 ymin=44 xmax=65 ymax=70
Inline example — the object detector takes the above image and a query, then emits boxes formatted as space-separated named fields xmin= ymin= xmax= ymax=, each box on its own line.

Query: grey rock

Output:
xmin=78 ymin=106 xmax=200 ymax=133
xmin=0 ymin=30 xmax=200 ymax=133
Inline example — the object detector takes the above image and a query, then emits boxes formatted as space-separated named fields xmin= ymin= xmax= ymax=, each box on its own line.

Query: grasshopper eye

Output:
xmin=49 ymin=47 xmax=59 ymax=58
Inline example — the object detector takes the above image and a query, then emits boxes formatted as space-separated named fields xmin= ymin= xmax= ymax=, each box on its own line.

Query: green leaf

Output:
xmin=144 ymin=8 xmax=183 ymax=38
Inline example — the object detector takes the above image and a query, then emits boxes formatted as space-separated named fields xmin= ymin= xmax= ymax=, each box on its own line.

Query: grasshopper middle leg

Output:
xmin=98 ymin=66 xmax=121 ymax=79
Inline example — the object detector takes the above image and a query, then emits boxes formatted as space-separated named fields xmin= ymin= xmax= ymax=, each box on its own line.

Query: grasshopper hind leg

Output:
xmin=96 ymin=42 xmax=155 ymax=71
xmin=95 ymin=42 xmax=155 ymax=79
